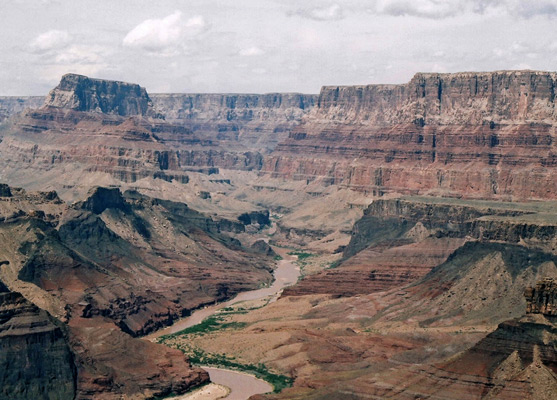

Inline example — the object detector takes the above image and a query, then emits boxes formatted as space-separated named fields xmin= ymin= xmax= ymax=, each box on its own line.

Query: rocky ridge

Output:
xmin=284 ymin=196 xmax=557 ymax=298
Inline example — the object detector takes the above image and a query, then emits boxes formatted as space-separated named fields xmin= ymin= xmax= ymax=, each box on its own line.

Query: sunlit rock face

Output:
xmin=263 ymin=70 xmax=557 ymax=200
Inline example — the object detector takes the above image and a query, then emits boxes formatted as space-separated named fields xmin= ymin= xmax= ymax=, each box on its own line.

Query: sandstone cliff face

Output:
xmin=0 ymin=77 xmax=314 ymax=191
xmin=44 ymin=73 xmax=158 ymax=117
xmin=314 ymin=70 xmax=557 ymax=125
xmin=151 ymin=93 xmax=316 ymax=152
xmin=263 ymin=70 xmax=557 ymax=200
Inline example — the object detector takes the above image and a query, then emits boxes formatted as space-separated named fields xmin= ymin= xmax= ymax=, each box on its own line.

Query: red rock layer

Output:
xmin=283 ymin=237 xmax=464 ymax=297
xmin=262 ymin=70 xmax=557 ymax=200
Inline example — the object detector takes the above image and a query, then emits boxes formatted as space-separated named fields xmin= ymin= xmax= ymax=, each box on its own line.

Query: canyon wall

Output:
xmin=151 ymin=93 xmax=316 ymax=151
xmin=0 ymin=96 xmax=43 ymax=123
xmin=45 ymin=73 xmax=159 ymax=117
xmin=263 ymin=70 xmax=557 ymax=200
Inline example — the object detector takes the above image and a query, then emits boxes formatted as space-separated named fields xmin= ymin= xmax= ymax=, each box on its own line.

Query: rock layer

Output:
xmin=262 ymin=70 xmax=557 ymax=200
xmin=525 ymin=278 xmax=557 ymax=316
xmin=0 ymin=282 xmax=77 ymax=400
xmin=151 ymin=93 xmax=316 ymax=152
xmin=0 ymin=96 xmax=43 ymax=123
xmin=45 ymin=73 xmax=158 ymax=117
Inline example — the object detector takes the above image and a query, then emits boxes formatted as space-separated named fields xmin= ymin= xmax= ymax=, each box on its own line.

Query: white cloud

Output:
xmin=371 ymin=0 xmax=467 ymax=19
xmin=123 ymin=11 xmax=183 ymax=51
xmin=367 ymin=0 xmax=557 ymax=19
xmin=123 ymin=11 xmax=207 ymax=55
xmin=29 ymin=29 xmax=70 ymax=52
xmin=185 ymin=15 xmax=207 ymax=31
xmin=239 ymin=46 xmax=264 ymax=56
xmin=290 ymin=4 xmax=344 ymax=21
xmin=54 ymin=45 xmax=109 ymax=64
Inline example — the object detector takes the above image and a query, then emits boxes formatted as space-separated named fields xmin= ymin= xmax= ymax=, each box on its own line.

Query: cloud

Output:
xmin=123 ymin=11 xmax=208 ymax=55
xmin=54 ymin=45 xmax=110 ymax=64
xmin=370 ymin=0 xmax=467 ymax=19
xmin=505 ymin=0 xmax=557 ymax=18
xmin=366 ymin=0 xmax=557 ymax=19
xmin=239 ymin=46 xmax=264 ymax=56
xmin=29 ymin=29 xmax=70 ymax=52
xmin=290 ymin=4 xmax=344 ymax=21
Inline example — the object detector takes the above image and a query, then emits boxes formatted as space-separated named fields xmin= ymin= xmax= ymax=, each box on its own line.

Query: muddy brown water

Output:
xmin=147 ymin=251 xmax=300 ymax=399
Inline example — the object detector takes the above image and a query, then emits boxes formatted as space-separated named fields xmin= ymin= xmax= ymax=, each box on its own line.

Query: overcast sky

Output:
xmin=1 ymin=0 xmax=557 ymax=95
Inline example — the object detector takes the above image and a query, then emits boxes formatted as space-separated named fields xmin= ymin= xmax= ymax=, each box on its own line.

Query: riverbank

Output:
xmin=146 ymin=247 xmax=299 ymax=399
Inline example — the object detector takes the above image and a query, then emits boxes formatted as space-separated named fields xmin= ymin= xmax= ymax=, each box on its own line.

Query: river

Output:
xmin=147 ymin=248 xmax=300 ymax=399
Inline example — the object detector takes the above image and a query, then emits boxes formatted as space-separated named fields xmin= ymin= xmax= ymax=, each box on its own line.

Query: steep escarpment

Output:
xmin=45 ymin=73 xmax=159 ymax=117
xmin=0 ymin=77 xmax=314 ymax=194
xmin=151 ymin=93 xmax=316 ymax=151
xmin=285 ymin=196 xmax=557 ymax=298
xmin=263 ymin=70 xmax=557 ymax=200
xmin=0 ymin=185 xmax=273 ymax=336
xmin=0 ymin=281 xmax=76 ymax=400
xmin=369 ymin=279 xmax=557 ymax=400
xmin=0 ymin=96 xmax=43 ymax=123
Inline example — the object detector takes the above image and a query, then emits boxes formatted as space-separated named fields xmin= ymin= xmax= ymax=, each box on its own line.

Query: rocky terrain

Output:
xmin=0 ymin=277 xmax=209 ymax=399
xmin=0 ymin=184 xmax=274 ymax=336
xmin=151 ymin=93 xmax=316 ymax=152
xmin=0 ymin=278 xmax=76 ymax=400
xmin=1 ymin=71 xmax=557 ymax=399
xmin=262 ymin=70 xmax=557 ymax=200
xmin=0 ymin=95 xmax=43 ymax=123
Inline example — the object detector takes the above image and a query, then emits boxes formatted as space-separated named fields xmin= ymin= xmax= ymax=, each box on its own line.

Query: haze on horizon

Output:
xmin=2 ymin=0 xmax=557 ymax=96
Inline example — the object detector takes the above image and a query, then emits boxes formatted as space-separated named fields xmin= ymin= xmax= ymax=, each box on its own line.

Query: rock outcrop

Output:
xmin=262 ymin=70 xmax=557 ymax=200
xmin=370 ymin=278 xmax=557 ymax=400
xmin=525 ymin=278 xmax=557 ymax=316
xmin=0 ymin=96 xmax=43 ymax=123
xmin=0 ymin=281 xmax=77 ymax=400
xmin=0 ymin=280 xmax=209 ymax=399
xmin=44 ymin=73 xmax=159 ymax=117
xmin=284 ymin=196 xmax=557 ymax=298
xmin=0 ymin=185 xmax=273 ymax=336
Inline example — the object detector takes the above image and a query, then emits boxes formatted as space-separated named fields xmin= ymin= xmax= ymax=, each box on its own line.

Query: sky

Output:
xmin=1 ymin=0 xmax=557 ymax=95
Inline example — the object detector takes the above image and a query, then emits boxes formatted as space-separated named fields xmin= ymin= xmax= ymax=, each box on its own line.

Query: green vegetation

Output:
xmin=158 ymin=315 xmax=247 ymax=341
xmin=179 ymin=346 xmax=293 ymax=393
xmin=287 ymin=251 xmax=314 ymax=260
xmin=274 ymin=254 xmax=283 ymax=261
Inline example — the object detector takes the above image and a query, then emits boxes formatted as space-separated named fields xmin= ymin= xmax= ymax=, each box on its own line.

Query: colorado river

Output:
xmin=147 ymin=248 xmax=299 ymax=399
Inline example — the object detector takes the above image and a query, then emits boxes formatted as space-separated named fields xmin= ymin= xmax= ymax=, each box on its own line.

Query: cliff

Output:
xmin=284 ymin=196 xmax=557 ymax=299
xmin=44 ymin=73 xmax=159 ymax=117
xmin=0 ymin=282 xmax=77 ymax=400
xmin=525 ymin=278 xmax=557 ymax=316
xmin=263 ymin=70 xmax=557 ymax=200
xmin=151 ymin=92 xmax=316 ymax=151
xmin=314 ymin=70 xmax=557 ymax=125
xmin=0 ymin=96 xmax=43 ymax=123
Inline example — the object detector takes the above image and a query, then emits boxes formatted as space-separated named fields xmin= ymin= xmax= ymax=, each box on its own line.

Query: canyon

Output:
xmin=0 ymin=71 xmax=556 ymax=399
